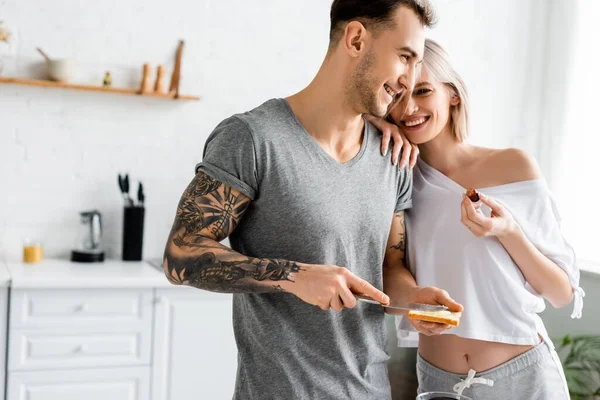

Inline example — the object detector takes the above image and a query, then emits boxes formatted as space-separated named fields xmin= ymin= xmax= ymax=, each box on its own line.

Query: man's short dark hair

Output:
xmin=329 ymin=0 xmax=436 ymax=44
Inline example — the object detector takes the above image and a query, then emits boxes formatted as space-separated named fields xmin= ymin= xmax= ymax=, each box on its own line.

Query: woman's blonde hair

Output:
xmin=422 ymin=39 xmax=469 ymax=141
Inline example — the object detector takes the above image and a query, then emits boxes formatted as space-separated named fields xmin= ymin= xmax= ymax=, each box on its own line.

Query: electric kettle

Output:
xmin=71 ymin=210 xmax=105 ymax=262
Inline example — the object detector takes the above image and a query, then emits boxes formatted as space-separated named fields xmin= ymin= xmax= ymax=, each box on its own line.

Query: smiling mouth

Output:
xmin=403 ymin=116 xmax=430 ymax=127
xmin=384 ymin=84 xmax=396 ymax=97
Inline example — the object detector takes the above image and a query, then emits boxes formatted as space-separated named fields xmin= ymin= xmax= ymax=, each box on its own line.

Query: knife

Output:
xmin=118 ymin=173 xmax=134 ymax=207
xmin=137 ymin=182 xmax=145 ymax=207
xmin=354 ymin=294 xmax=448 ymax=312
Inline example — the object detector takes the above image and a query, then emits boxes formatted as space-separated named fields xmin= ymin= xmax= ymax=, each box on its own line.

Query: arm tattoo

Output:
xmin=164 ymin=171 xmax=302 ymax=293
xmin=390 ymin=212 xmax=406 ymax=253
xmin=171 ymin=172 xmax=250 ymax=246
xmin=198 ymin=185 xmax=247 ymax=238
xmin=164 ymin=251 xmax=303 ymax=293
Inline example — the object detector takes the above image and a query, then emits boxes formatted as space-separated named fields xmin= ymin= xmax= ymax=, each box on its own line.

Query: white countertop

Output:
xmin=1 ymin=257 xmax=598 ymax=290
xmin=4 ymin=259 xmax=173 ymax=289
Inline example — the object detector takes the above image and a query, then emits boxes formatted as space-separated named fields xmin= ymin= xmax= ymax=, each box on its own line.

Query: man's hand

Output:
xmin=364 ymin=114 xmax=419 ymax=169
xmin=284 ymin=264 xmax=390 ymax=312
xmin=407 ymin=286 xmax=463 ymax=336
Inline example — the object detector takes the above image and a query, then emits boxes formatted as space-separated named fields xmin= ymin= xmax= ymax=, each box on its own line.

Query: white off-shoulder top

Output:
xmin=396 ymin=158 xmax=584 ymax=347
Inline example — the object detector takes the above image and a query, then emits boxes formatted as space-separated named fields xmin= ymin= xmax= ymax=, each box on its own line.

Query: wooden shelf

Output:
xmin=0 ymin=76 xmax=200 ymax=101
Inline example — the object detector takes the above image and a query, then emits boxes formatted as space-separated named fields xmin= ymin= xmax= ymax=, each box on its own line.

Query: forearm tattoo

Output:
xmin=164 ymin=250 xmax=301 ymax=293
xmin=390 ymin=211 xmax=406 ymax=254
xmin=164 ymin=172 xmax=302 ymax=293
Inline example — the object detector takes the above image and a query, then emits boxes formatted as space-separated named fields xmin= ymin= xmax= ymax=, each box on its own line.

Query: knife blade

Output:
xmin=354 ymin=294 xmax=448 ymax=312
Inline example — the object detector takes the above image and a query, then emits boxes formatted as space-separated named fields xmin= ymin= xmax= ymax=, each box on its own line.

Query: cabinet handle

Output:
xmin=73 ymin=344 xmax=89 ymax=353
xmin=74 ymin=303 xmax=87 ymax=312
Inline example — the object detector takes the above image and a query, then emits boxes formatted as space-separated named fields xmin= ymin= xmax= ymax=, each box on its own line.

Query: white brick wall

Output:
xmin=428 ymin=0 xmax=549 ymax=154
xmin=0 ymin=0 xmax=546 ymax=261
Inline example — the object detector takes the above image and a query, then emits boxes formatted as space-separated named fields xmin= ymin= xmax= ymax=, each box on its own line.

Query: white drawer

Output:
xmin=10 ymin=288 xmax=153 ymax=329
xmin=7 ymin=367 xmax=150 ymax=400
xmin=8 ymin=327 xmax=151 ymax=371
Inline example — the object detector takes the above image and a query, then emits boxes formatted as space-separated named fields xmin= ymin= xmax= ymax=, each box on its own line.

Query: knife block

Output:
xmin=122 ymin=206 xmax=145 ymax=261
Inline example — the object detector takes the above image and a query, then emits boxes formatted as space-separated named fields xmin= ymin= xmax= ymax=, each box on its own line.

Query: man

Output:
xmin=163 ymin=1 xmax=462 ymax=399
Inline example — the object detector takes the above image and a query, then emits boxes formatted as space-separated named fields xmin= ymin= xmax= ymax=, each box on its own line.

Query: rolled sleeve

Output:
xmin=395 ymin=167 xmax=413 ymax=212
xmin=195 ymin=116 xmax=259 ymax=200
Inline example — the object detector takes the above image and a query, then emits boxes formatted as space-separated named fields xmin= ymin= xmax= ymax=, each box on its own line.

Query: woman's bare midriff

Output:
xmin=418 ymin=333 xmax=540 ymax=374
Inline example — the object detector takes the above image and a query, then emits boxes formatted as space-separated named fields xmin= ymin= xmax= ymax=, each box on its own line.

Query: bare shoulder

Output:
xmin=486 ymin=148 xmax=543 ymax=183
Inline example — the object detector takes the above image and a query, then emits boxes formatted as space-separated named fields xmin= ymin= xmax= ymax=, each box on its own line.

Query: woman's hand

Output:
xmin=364 ymin=114 xmax=419 ymax=169
xmin=407 ymin=286 xmax=463 ymax=336
xmin=460 ymin=193 xmax=518 ymax=238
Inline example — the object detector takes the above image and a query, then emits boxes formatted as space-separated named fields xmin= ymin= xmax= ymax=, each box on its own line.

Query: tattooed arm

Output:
xmin=382 ymin=211 xmax=420 ymax=310
xmin=163 ymin=171 xmax=389 ymax=309
xmin=163 ymin=171 xmax=299 ymax=293
xmin=382 ymin=211 xmax=463 ymax=334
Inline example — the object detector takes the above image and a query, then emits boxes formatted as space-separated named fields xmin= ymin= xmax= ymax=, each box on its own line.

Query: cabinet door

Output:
xmin=7 ymin=367 xmax=150 ymax=400
xmin=10 ymin=288 xmax=153 ymax=329
xmin=8 ymin=326 xmax=151 ymax=371
xmin=152 ymin=287 xmax=237 ymax=400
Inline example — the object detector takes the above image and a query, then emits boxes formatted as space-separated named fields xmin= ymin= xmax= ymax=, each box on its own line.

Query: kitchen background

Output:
xmin=0 ymin=0 xmax=598 ymax=399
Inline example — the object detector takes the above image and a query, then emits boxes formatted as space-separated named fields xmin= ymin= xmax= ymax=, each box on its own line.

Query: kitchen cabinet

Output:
xmin=151 ymin=286 xmax=237 ymax=400
xmin=2 ymin=260 xmax=238 ymax=400
xmin=6 ymin=286 xmax=154 ymax=400
xmin=7 ymin=288 xmax=153 ymax=372
xmin=7 ymin=367 xmax=150 ymax=400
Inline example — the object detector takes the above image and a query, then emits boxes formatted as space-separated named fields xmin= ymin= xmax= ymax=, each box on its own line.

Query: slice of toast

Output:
xmin=408 ymin=310 xmax=462 ymax=327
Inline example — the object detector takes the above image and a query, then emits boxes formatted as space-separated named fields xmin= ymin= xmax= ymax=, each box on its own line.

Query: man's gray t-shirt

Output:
xmin=196 ymin=98 xmax=412 ymax=400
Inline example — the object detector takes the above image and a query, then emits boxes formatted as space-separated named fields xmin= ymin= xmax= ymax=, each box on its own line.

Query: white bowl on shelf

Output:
xmin=46 ymin=59 xmax=74 ymax=83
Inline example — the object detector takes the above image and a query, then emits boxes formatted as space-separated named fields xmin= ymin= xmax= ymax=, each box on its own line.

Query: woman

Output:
xmin=370 ymin=39 xmax=584 ymax=399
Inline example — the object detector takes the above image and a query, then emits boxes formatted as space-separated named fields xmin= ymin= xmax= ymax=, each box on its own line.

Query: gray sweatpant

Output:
xmin=417 ymin=341 xmax=570 ymax=400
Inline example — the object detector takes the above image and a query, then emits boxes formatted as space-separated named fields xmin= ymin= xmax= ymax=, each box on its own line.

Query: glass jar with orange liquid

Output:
xmin=23 ymin=239 xmax=43 ymax=264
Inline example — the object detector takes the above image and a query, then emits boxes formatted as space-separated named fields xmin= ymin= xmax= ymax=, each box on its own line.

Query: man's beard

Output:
xmin=348 ymin=50 xmax=403 ymax=118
